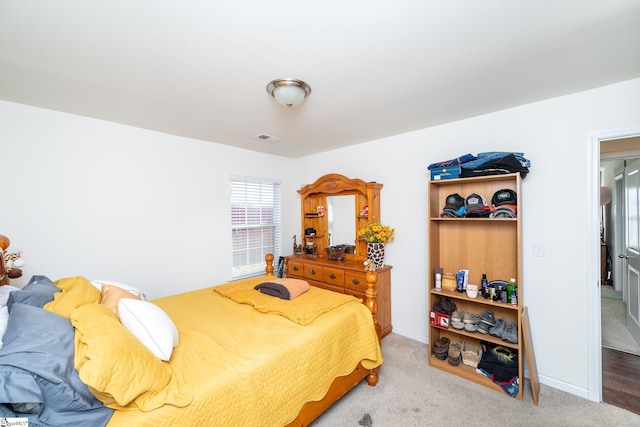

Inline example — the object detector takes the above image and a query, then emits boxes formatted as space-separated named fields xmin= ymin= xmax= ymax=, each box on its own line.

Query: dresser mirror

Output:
xmin=327 ymin=195 xmax=356 ymax=248
xmin=298 ymin=174 xmax=382 ymax=261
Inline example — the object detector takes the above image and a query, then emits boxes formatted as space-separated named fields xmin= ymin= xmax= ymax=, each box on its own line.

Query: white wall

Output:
xmin=2 ymin=77 xmax=640 ymax=400
xmin=0 ymin=100 xmax=299 ymax=298
xmin=295 ymin=78 xmax=640 ymax=398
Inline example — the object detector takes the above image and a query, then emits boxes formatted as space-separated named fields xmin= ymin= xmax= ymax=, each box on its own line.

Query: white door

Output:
xmin=614 ymin=175 xmax=624 ymax=292
xmin=623 ymin=158 xmax=640 ymax=345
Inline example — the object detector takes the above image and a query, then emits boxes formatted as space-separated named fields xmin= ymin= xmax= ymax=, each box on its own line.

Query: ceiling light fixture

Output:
xmin=266 ymin=78 xmax=311 ymax=108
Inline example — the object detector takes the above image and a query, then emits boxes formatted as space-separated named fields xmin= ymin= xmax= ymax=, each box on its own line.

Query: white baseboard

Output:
xmin=391 ymin=327 xmax=427 ymax=344
xmin=534 ymin=373 xmax=590 ymax=400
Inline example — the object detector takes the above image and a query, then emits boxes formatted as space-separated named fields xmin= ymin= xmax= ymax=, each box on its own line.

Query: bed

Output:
xmin=0 ymin=252 xmax=383 ymax=426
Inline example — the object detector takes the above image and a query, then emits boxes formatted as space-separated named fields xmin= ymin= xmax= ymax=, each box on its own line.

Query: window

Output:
xmin=231 ymin=177 xmax=281 ymax=279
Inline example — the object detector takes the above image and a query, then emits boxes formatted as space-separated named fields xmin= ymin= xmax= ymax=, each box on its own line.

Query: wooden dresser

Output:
xmin=286 ymin=255 xmax=392 ymax=338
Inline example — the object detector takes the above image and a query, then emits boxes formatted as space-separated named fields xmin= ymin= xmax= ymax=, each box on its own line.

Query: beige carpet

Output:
xmin=601 ymin=297 xmax=640 ymax=356
xmin=311 ymin=333 xmax=640 ymax=427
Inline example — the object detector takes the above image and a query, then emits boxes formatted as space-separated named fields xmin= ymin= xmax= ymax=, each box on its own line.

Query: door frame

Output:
xmin=588 ymin=125 xmax=640 ymax=402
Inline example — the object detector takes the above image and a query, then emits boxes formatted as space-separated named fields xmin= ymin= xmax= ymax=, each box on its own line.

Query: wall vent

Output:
xmin=255 ymin=134 xmax=281 ymax=142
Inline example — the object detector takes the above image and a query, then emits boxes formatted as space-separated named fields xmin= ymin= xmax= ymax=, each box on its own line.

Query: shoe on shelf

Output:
xmin=451 ymin=320 xmax=465 ymax=330
xmin=450 ymin=310 xmax=464 ymax=329
xmin=433 ymin=337 xmax=450 ymax=360
xmin=432 ymin=299 xmax=444 ymax=313
xmin=451 ymin=310 xmax=464 ymax=323
xmin=463 ymin=312 xmax=480 ymax=324
xmin=447 ymin=341 xmax=463 ymax=366
xmin=434 ymin=337 xmax=450 ymax=349
xmin=460 ymin=311 xmax=479 ymax=332
xmin=434 ymin=350 xmax=448 ymax=360
xmin=464 ymin=322 xmax=478 ymax=333
xmin=480 ymin=310 xmax=496 ymax=326
xmin=476 ymin=321 xmax=490 ymax=334
xmin=502 ymin=321 xmax=518 ymax=344
xmin=489 ymin=318 xmax=507 ymax=337
xmin=441 ymin=298 xmax=457 ymax=314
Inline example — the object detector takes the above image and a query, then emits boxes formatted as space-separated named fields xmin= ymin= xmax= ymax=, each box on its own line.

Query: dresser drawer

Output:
xmin=344 ymin=271 xmax=368 ymax=293
xmin=322 ymin=267 xmax=344 ymax=287
xmin=303 ymin=264 xmax=322 ymax=281
xmin=287 ymin=259 xmax=305 ymax=277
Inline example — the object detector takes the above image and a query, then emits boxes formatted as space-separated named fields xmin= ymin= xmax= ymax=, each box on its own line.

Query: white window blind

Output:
xmin=231 ymin=178 xmax=281 ymax=279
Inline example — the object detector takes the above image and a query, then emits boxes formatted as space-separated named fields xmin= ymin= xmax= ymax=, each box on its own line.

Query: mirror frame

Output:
xmin=298 ymin=174 xmax=383 ymax=261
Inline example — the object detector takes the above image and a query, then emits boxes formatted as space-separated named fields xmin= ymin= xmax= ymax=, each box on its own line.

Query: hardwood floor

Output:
xmin=602 ymin=347 xmax=640 ymax=415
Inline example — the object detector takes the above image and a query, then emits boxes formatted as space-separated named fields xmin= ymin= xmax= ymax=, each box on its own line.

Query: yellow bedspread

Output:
xmin=107 ymin=276 xmax=383 ymax=427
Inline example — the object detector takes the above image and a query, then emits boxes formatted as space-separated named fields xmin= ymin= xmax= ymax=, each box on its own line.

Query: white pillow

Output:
xmin=118 ymin=299 xmax=178 ymax=361
xmin=0 ymin=306 xmax=9 ymax=349
xmin=0 ymin=285 xmax=21 ymax=307
xmin=90 ymin=280 xmax=147 ymax=301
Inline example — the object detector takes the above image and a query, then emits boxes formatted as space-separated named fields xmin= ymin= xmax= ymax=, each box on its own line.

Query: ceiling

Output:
xmin=1 ymin=1 xmax=639 ymax=158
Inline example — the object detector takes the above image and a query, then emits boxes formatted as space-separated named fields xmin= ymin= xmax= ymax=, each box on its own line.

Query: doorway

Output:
xmin=600 ymin=154 xmax=640 ymax=356
xmin=590 ymin=132 xmax=640 ymax=413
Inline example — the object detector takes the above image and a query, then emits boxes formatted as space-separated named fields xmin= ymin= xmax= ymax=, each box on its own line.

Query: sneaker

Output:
xmin=451 ymin=320 xmax=465 ymax=330
xmin=480 ymin=310 xmax=496 ymax=326
xmin=462 ymin=312 xmax=479 ymax=332
xmin=451 ymin=310 xmax=464 ymax=323
xmin=490 ymin=318 xmax=507 ymax=337
xmin=502 ymin=321 xmax=518 ymax=344
xmin=464 ymin=322 xmax=478 ymax=333
xmin=449 ymin=310 xmax=464 ymax=330
xmin=476 ymin=321 xmax=489 ymax=334
xmin=463 ymin=312 xmax=480 ymax=324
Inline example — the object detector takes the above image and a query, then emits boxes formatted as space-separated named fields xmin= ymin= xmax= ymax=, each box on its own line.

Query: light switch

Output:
xmin=533 ymin=242 xmax=545 ymax=257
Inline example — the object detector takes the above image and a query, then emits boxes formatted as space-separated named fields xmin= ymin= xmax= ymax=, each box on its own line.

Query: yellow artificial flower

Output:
xmin=357 ymin=222 xmax=395 ymax=244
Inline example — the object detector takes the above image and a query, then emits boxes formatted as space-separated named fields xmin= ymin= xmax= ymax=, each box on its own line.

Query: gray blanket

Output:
xmin=0 ymin=302 xmax=113 ymax=427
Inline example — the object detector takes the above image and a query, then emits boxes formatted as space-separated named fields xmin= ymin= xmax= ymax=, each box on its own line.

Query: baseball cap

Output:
xmin=441 ymin=193 xmax=466 ymax=218
xmin=465 ymin=193 xmax=491 ymax=217
xmin=444 ymin=193 xmax=465 ymax=210
xmin=490 ymin=204 xmax=517 ymax=218
xmin=492 ymin=189 xmax=517 ymax=207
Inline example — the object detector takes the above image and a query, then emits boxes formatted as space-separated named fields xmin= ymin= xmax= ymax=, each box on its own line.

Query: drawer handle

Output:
xmin=309 ymin=269 xmax=316 ymax=275
xmin=293 ymin=266 xmax=299 ymax=272
xmin=351 ymin=278 xmax=360 ymax=285
xmin=329 ymin=273 xmax=336 ymax=280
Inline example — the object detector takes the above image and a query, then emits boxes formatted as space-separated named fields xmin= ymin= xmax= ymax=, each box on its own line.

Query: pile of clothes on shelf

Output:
xmin=428 ymin=152 xmax=531 ymax=180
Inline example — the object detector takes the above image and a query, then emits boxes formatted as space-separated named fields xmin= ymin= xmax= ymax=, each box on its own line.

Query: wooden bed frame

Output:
xmin=260 ymin=254 xmax=382 ymax=426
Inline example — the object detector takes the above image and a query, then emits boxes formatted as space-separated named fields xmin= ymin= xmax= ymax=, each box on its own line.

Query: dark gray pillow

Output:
xmin=22 ymin=275 xmax=60 ymax=293
xmin=6 ymin=276 xmax=60 ymax=312
xmin=7 ymin=290 xmax=55 ymax=312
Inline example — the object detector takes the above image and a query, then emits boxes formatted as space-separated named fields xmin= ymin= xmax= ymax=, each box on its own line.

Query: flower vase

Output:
xmin=367 ymin=243 xmax=385 ymax=269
